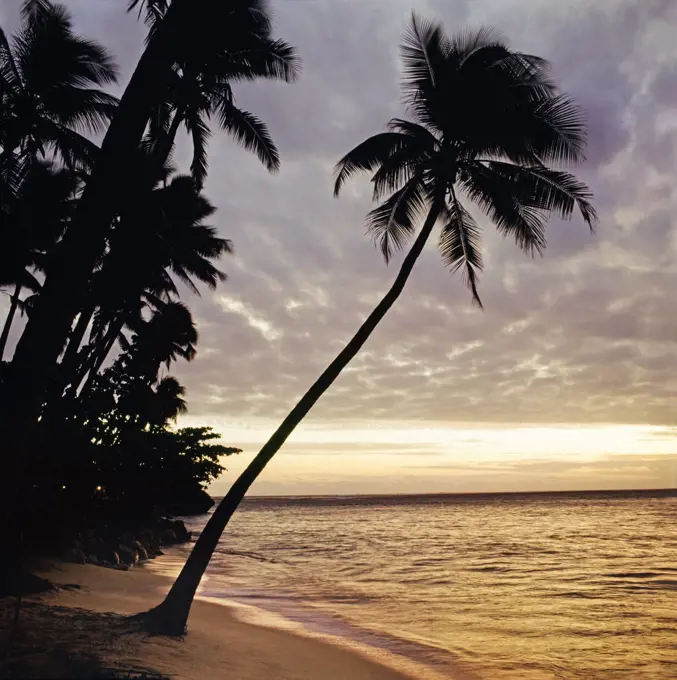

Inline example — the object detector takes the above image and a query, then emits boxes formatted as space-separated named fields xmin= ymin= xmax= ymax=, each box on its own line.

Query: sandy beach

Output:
xmin=1 ymin=562 xmax=447 ymax=680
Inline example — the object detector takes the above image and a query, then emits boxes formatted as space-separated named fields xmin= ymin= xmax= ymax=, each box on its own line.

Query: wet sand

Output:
xmin=1 ymin=563 xmax=446 ymax=679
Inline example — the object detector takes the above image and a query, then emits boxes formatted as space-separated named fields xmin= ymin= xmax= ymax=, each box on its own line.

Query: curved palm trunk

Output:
xmin=0 ymin=0 xmax=197 ymax=440
xmin=141 ymin=201 xmax=443 ymax=635
xmin=0 ymin=283 xmax=23 ymax=362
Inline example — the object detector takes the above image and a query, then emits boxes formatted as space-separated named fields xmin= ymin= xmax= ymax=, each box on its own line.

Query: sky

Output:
xmin=1 ymin=0 xmax=677 ymax=495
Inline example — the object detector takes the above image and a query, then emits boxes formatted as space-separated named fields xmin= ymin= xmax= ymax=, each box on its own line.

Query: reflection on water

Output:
xmin=148 ymin=490 xmax=677 ymax=679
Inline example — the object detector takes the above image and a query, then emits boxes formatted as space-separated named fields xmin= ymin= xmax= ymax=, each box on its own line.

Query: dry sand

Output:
xmin=0 ymin=563 xmax=449 ymax=679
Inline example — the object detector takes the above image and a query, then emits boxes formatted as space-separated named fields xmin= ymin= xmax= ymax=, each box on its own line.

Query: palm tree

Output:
xmin=0 ymin=162 xmax=78 ymax=361
xmin=141 ymin=15 xmax=597 ymax=635
xmin=101 ymin=300 xmax=198 ymax=395
xmin=0 ymin=0 xmax=117 ymax=363
xmin=2 ymin=0 xmax=296 ymax=437
xmin=138 ymin=1 xmax=299 ymax=186
xmin=111 ymin=306 xmax=195 ymax=431
xmin=148 ymin=376 xmax=188 ymax=425
xmin=0 ymin=0 xmax=118 ymax=180
xmin=56 ymin=173 xmax=230 ymax=402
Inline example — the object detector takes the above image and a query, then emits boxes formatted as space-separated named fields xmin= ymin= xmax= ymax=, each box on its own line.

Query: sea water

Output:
xmin=148 ymin=490 xmax=677 ymax=679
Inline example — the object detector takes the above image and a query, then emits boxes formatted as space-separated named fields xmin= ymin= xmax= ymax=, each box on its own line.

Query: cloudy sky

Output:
xmin=2 ymin=0 xmax=677 ymax=495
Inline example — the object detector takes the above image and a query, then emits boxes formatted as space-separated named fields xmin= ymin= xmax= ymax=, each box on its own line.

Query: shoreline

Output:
xmin=142 ymin=540 xmax=477 ymax=680
xmin=12 ymin=562 xmax=457 ymax=680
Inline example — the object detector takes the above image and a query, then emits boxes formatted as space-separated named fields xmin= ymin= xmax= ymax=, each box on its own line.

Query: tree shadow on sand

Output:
xmin=0 ymin=599 xmax=168 ymax=679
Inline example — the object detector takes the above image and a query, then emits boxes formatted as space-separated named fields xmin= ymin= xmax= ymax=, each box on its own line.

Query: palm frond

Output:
xmin=482 ymin=161 xmax=596 ymax=227
xmin=43 ymin=88 xmax=118 ymax=135
xmin=0 ymin=27 xmax=23 ymax=93
xmin=215 ymin=102 xmax=279 ymax=172
xmin=386 ymin=117 xmax=439 ymax=145
xmin=21 ymin=0 xmax=52 ymax=23
xmin=171 ymin=257 xmax=227 ymax=294
xmin=17 ymin=4 xmax=118 ymax=91
xmin=369 ymin=119 xmax=438 ymax=200
xmin=227 ymin=38 xmax=301 ymax=83
xmin=39 ymin=121 xmax=101 ymax=171
xmin=333 ymin=132 xmax=414 ymax=197
xmin=401 ymin=12 xmax=451 ymax=95
xmin=370 ymin=147 xmax=418 ymax=202
xmin=451 ymin=26 xmax=502 ymax=62
xmin=127 ymin=0 xmax=169 ymax=24
xmin=366 ymin=176 xmax=428 ymax=262
xmin=184 ymin=111 xmax=212 ymax=188
xmin=459 ymin=161 xmax=547 ymax=254
xmin=527 ymin=94 xmax=588 ymax=165
xmin=439 ymin=189 xmax=483 ymax=307
xmin=490 ymin=51 xmax=555 ymax=99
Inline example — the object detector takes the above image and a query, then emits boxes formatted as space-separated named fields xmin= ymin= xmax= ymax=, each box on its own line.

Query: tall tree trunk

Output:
xmin=50 ymin=305 xmax=95 ymax=400
xmin=59 ymin=306 xmax=94 ymax=373
xmin=0 ymin=282 xmax=23 ymax=362
xmin=141 ymin=202 xmax=444 ymax=635
xmin=0 ymin=0 xmax=197 ymax=443
xmin=76 ymin=319 xmax=124 ymax=399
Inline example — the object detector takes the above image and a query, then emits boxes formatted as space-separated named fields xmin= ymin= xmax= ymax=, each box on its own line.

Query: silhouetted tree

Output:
xmin=69 ymin=304 xmax=196 ymax=440
xmin=0 ymin=0 xmax=118 ymax=183
xmin=57 ymin=173 xmax=230 ymax=401
xmin=0 ymin=0 xmax=116 ymax=364
xmin=138 ymin=0 xmax=299 ymax=186
xmin=144 ymin=14 xmax=597 ymax=634
xmin=0 ymin=162 xmax=78 ymax=360
xmin=2 ymin=0 xmax=297 ymax=450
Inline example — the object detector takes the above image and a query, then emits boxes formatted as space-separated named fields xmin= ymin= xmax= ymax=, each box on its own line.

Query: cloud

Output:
xmin=3 ymin=0 xmax=677 ymax=438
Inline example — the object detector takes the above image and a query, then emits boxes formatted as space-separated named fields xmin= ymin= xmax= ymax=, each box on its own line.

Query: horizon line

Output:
xmin=223 ymin=487 xmax=677 ymax=501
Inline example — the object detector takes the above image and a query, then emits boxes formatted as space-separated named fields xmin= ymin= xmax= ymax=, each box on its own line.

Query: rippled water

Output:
xmin=149 ymin=490 xmax=677 ymax=679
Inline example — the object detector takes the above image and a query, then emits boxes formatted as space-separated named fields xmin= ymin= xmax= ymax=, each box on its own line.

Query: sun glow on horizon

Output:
xmin=175 ymin=416 xmax=677 ymax=495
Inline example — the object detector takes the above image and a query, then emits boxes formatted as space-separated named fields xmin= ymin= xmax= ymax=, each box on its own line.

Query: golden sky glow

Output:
xmin=179 ymin=416 xmax=677 ymax=495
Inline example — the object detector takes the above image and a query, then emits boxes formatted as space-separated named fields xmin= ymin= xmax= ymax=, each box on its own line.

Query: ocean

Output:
xmin=147 ymin=490 xmax=677 ymax=679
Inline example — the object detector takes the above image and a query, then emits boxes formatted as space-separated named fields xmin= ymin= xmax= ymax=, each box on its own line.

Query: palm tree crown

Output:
xmin=0 ymin=0 xmax=118 ymax=177
xmin=334 ymin=15 xmax=596 ymax=306
xmin=131 ymin=0 xmax=300 ymax=186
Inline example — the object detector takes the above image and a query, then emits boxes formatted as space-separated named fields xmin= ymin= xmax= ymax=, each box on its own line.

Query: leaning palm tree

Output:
xmin=140 ymin=15 xmax=597 ymax=635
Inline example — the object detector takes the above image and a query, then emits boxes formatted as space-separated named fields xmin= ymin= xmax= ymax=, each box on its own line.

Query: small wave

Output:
xmin=606 ymin=571 xmax=662 ymax=579
xmin=467 ymin=566 xmax=511 ymax=573
xmin=550 ymin=591 xmax=600 ymax=599
xmin=216 ymin=549 xmax=279 ymax=564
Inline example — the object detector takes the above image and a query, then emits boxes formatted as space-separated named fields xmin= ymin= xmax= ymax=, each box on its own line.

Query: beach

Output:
xmin=2 ymin=562 xmax=443 ymax=680
xmin=2 ymin=492 xmax=675 ymax=679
